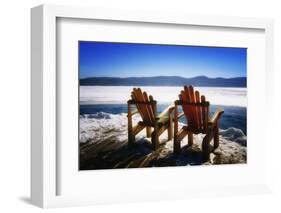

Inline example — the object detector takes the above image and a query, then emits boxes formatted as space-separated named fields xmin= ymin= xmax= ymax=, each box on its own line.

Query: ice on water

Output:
xmin=80 ymin=86 xmax=247 ymax=107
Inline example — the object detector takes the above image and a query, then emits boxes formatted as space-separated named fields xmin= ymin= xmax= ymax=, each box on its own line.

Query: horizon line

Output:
xmin=80 ymin=75 xmax=247 ymax=80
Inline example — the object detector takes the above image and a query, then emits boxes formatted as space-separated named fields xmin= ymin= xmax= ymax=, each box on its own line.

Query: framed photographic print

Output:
xmin=31 ymin=4 xmax=274 ymax=208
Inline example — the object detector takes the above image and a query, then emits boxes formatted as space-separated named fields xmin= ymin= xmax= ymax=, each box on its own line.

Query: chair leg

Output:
xmin=128 ymin=130 xmax=135 ymax=147
xmin=127 ymin=103 xmax=134 ymax=147
xmin=152 ymin=124 xmax=159 ymax=150
xmin=173 ymin=127 xmax=180 ymax=153
xmin=173 ymin=136 xmax=181 ymax=154
xmin=167 ymin=123 xmax=173 ymax=141
xmin=202 ymin=134 xmax=210 ymax=162
xmin=213 ymin=125 xmax=219 ymax=149
xmin=173 ymin=129 xmax=187 ymax=154
xmin=129 ymin=124 xmax=145 ymax=147
xmin=188 ymin=132 xmax=193 ymax=146
xmin=146 ymin=127 xmax=152 ymax=138
xmin=152 ymin=135 xmax=159 ymax=150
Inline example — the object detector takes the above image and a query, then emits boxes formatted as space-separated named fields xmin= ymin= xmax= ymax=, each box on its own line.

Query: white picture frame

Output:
xmin=31 ymin=4 xmax=274 ymax=208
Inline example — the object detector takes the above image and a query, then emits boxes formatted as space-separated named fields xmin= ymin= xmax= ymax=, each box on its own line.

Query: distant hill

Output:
xmin=80 ymin=76 xmax=246 ymax=87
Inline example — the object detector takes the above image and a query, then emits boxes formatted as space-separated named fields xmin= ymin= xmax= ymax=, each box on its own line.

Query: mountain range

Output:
xmin=80 ymin=76 xmax=246 ymax=87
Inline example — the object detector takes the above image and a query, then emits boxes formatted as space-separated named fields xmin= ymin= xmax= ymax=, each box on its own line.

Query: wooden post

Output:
xmin=127 ymin=102 xmax=135 ymax=146
xmin=188 ymin=132 xmax=193 ymax=146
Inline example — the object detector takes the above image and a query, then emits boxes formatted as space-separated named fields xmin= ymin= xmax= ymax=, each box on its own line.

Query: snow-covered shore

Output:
xmin=80 ymin=112 xmax=247 ymax=165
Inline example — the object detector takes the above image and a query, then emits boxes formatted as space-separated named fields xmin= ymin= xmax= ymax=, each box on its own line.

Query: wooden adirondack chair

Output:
xmin=127 ymin=88 xmax=174 ymax=150
xmin=173 ymin=85 xmax=224 ymax=161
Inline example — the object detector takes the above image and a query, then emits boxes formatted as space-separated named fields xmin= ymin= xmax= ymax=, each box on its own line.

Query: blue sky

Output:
xmin=79 ymin=41 xmax=246 ymax=79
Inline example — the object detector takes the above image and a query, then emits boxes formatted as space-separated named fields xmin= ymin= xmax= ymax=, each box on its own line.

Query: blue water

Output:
xmin=80 ymin=104 xmax=247 ymax=135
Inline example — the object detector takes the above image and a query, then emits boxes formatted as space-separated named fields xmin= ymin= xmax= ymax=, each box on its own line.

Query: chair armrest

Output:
xmin=158 ymin=105 xmax=175 ymax=118
xmin=155 ymin=105 xmax=175 ymax=125
xmin=209 ymin=108 xmax=224 ymax=126
xmin=131 ymin=110 xmax=139 ymax=116
xmin=176 ymin=112 xmax=185 ymax=120
xmin=127 ymin=110 xmax=139 ymax=117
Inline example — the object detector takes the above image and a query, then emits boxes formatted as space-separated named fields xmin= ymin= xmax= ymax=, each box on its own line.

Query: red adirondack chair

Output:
xmin=173 ymin=85 xmax=224 ymax=161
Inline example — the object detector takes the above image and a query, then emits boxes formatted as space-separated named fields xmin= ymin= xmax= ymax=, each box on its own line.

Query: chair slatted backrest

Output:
xmin=178 ymin=85 xmax=209 ymax=133
xmin=131 ymin=88 xmax=156 ymax=126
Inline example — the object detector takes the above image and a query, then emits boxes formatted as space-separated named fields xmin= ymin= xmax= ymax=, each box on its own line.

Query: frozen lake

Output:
xmin=80 ymin=86 xmax=247 ymax=107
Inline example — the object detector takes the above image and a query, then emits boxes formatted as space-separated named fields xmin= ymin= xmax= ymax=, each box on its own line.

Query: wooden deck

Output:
xmin=79 ymin=138 xmax=206 ymax=170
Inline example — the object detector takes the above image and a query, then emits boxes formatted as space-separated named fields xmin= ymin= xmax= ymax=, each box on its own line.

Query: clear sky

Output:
xmin=79 ymin=41 xmax=246 ymax=79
